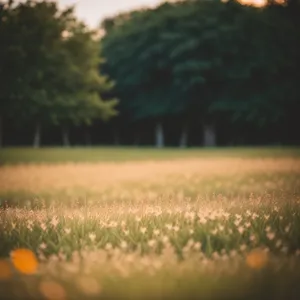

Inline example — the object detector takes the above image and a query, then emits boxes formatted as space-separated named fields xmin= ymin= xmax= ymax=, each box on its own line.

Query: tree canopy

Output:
xmin=100 ymin=0 xmax=300 ymax=146
xmin=0 ymin=0 xmax=117 ymax=147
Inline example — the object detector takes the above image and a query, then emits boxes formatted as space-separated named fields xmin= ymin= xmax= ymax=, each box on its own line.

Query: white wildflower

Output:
xmin=173 ymin=225 xmax=179 ymax=232
xmin=265 ymin=226 xmax=271 ymax=232
xmin=39 ymin=243 xmax=47 ymax=250
xmin=162 ymin=236 xmax=169 ymax=244
xmin=105 ymin=243 xmax=113 ymax=250
xmin=267 ymin=232 xmax=275 ymax=240
xmin=64 ymin=228 xmax=71 ymax=234
xmin=89 ymin=233 xmax=96 ymax=242
xmin=50 ymin=217 xmax=59 ymax=227
xmin=240 ymin=244 xmax=247 ymax=252
xmin=148 ymin=239 xmax=156 ymax=248
xmin=41 ymin=223 xmax=47 ymax=231
xmin=238 ymin=226 xmax=244 ymax=234
xmin=193 ymin=242 xmax=201 ymax=251
xmin=120 ymin=241 xmax=128 ymax=250
xmin=211 ymin=228 xmax=218 ymax=235
xmin=153 ymin=229 xmax=160 ymax=236
xmin=165 ymin=224 xmax=172 ymax=230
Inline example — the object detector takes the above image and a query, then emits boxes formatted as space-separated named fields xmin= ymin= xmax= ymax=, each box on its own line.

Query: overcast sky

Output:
xmin=56 ymin=0 xmax=169 ymax=29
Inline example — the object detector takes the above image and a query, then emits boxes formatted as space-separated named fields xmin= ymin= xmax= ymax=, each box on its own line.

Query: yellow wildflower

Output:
xmin=0 ymin=259 xmax=12 ymax=280
xmin=76 ymin=276 xmax=102 ymax=296
xmin=246 ymin=248 xmax=268 ymax=270
xmin=39 ymin=279 xmax=66 ymax=300
xmin=10 ymin=248 xmax=38 ymax=275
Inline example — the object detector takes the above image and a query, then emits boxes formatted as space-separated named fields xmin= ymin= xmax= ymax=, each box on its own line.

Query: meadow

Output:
xmin=0 ymin=147 xmax=300 ymax=300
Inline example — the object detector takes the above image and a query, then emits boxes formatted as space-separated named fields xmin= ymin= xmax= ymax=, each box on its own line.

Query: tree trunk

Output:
xmin=62 ymin=126 xmax=70 ymax=147
xmin=134 ymin=132 xmax=140 ymax=146
xmin=33 ymin=122 xmax=41 ymax=148
xmin=203 ymin=123 xmax=216 ymax=147
xmin=0 ymin=115 xmax=3 ymax=148
xmin=113 ymin=129 xmax=119 ymax=146
xmin=179 ymin=123 xmax=188 ymax=148
xmin=85 ymin=129 xmax=91 ymax=146
xmin=155 ymin=121 xmax=164 ymax=148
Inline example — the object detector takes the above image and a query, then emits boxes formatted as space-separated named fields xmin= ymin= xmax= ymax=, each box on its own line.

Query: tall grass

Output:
xmin=0 ymin=150 xmax=300 ymax=299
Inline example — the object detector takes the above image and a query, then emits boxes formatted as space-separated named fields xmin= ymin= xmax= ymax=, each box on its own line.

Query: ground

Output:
xmin=0 ymin=147 xmax=300 ymax=300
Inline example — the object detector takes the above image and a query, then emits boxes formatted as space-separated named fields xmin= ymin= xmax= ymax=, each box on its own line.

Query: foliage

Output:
xmin=1 ymin=0 xmax=300 ymax=146
xmin=101 ymin=0 xmax=300 ymax=131
xmin=0 ymin=0 xmax=117 ymax=141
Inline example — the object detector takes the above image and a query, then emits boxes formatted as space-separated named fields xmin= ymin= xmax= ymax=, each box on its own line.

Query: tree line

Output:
xmin=0 ymin=0 xmax=299 ymax=147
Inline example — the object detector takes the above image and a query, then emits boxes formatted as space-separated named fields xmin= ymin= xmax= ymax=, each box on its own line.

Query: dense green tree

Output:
xmin=210 ymin=0 xmax=300 ymax=135
xmin=101 ymin=4 xmax=184 ymax=147
xmin=101 ymin=0 xmax=300 ymax=147
xmin=50 ymin=22 xmax=118 ymax=146
xmin=101 ymin=1 xmax=234 ymax=146
xmin=0 ymin=0 xmax=117 ymax=147
xmin=0 ymin=0 xmax=24 ymax=147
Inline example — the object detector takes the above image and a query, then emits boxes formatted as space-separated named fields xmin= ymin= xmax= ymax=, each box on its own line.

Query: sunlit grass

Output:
xmin=0 ymin=148 xmax=300 ymax=299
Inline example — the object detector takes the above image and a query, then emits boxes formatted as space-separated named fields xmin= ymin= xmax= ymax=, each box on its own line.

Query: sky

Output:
xmin=56 ymin=0 xmax=170 ymax=29
xmin=9 ymin=0 xmax=266 ymax=29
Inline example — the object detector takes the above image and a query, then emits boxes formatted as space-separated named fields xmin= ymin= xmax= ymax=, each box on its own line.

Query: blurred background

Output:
xmin=0 ymin=0 xmax=299 ymax=148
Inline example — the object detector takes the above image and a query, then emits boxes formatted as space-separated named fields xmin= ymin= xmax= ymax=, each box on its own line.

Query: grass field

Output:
xmin=1 ymin=146 xmax=300 ymax=165
xmin=0 ymin=147 xmax=300 ymax=300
